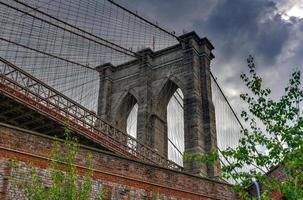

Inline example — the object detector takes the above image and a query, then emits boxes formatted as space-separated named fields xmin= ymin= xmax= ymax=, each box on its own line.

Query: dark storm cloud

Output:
xmin=119 ymin=0 xmax=219 ymax=32
xmin=203 ymin=0 xmax=275 ymax=34
xmin=197 ymin=0 xmax=292 ymax=64
xmin=255 ymin=16 xmax=290 ymax=60
xmin=120 ymin=0 xmax=303 ymax=112
xmin=121 ymin=0 xmax=299 ymax=65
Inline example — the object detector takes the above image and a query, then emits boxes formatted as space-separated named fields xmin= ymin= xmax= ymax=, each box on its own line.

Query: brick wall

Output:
xmin=247 ymin=166 xmax=287 ymax=200
xmin=0 ymin=123 xmax=238 ymax=199
xmin=268 ymin=167 xmax=287 ymax=200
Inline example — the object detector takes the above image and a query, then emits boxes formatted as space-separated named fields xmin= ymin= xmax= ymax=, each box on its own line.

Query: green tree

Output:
xmin=223 ymin=56 xmax=303 ymax=199
xmin=11 ymin=124 xmax=106 ymax=200
xmin=187 ymin=56 xmax=303 ymax=199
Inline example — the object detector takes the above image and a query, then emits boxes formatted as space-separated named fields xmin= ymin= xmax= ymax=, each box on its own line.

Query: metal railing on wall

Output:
xmin=0 ymin=57 xmax=182 ymax=171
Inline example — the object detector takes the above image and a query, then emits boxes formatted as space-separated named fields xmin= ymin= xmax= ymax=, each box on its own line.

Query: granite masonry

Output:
xmin=96 ymin=32 xmax=219 ymax=177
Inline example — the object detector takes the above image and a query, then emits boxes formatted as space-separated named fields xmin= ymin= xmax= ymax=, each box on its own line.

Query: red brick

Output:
xmin=0 ymin=123 xmax=238 ymax=199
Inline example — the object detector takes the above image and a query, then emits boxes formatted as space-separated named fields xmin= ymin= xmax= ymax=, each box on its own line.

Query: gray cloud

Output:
xmin=119 ymin=0 xmax=218 ymax=33
xmin=198 ymin=0 xmax=293 ymax=64
xmin=119 ymin=0 xmax=303 ymax=113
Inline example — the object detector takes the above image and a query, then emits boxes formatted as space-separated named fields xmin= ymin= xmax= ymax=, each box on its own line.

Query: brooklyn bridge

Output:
xmin=0 ymin=0 xmax=245 ymax=199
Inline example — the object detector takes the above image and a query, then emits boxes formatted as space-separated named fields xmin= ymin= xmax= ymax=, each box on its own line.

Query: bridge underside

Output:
xmin=0 ymin=93 xmax=109 ymax=151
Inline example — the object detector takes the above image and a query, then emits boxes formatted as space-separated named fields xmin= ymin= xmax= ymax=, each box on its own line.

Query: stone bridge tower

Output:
xmin=96 ymin=32 xmax=219 ymax=178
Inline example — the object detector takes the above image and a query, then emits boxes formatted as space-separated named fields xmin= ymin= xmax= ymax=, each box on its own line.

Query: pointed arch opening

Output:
xmin=127 ymin=103 xmax=138 ymax=139
xmin=115 ymin=92 xmax=138 ymax=140
xmin=159 ymin=79 xmax=185 ymax=166
xmin=167 ymin=88 xmax=184 ymax=166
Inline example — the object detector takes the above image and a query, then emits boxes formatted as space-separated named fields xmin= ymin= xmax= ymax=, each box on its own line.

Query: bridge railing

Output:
xmin=0 ymin=57 xmax=182 ymax=171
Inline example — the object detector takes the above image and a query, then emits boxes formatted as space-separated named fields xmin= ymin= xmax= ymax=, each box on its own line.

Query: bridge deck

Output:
xmin=0 ymin=94 xmax=110 ymax=150
xmin=0 ymin=57 xmax=181 ymax=170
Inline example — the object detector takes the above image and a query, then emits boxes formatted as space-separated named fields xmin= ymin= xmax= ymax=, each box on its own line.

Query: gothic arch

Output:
xmin=167 ymin=75 xmax=187 ymax=97
xmin=96 ymin=32 xmax=218 ymax=176
xmin=113 ymin=92 xmax=138 ymax=132
xmin=156 ymin=76 xmax=186 ymax=99
xmin=156 ymin=78 xmax=185 ymax=164
xmin=156 ymin=78 xmax=185 ymax=116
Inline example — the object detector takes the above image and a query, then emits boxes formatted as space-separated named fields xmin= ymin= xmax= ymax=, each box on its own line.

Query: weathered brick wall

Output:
xmin=2 ymin=160 xmax=182 ymax=200
xmin=0 ymin=123 xmax=238 ymax=199
xmin=247 ymin=166 xmax=287 ymax=200
xmin=268 ymin=166 xmax=287 ymax=200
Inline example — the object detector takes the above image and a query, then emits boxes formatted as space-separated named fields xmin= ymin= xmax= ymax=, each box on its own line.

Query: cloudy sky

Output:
xmin=119 ymin=0 xmax=303 ymax=115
